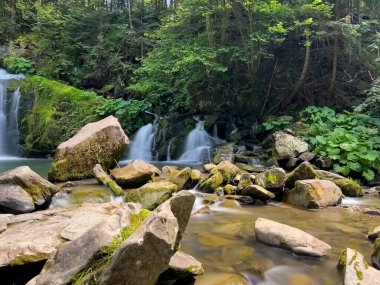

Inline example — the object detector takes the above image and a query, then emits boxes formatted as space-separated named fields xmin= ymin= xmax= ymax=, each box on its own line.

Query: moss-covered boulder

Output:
xmin=111 ymin=160 xmax=160 ymax=188
xmin=19 ymin=76 xmax=107 ymax=157
xmin=212 ymin=161 xmax=242 ymax=183
xmin=203 ymin=163 xmax=216 ymax=173
xmin=285 ymin=161 xmax=317 ymax=189
xmin=372 ymin=239 xmax=380 ymax=269
xmin=286 ymin=179 xmax=343 ymax=209
xmin=256 ymin=168 xmax=286 ymax=189
xmin=197 ymin=171 xmax=224 ymax=193
xmin=125 ymin=181 xmax=179 ymax=210
xmin=223 ymin=184 xmax=238 ymax=195
xmin=241 ymin=185 xmax=275 ymax=201
xmin=315 ymin=170 xmax=364 ymax=197
xmin=48 ymin=116 xmax=129 ymax=182
xmin=0 ymin=166 xmax=59 ymax=213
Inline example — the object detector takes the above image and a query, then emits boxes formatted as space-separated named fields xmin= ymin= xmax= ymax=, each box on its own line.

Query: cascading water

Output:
xmin=0 ymin=69 xmax=24 ymax=157
xmin=179 ymin=117 xmax=223 ymax=162
xmin=126 ymin=117 xmax=159 ymax=161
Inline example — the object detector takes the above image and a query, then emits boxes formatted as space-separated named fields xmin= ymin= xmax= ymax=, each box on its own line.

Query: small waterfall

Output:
xmin=166 ymin=140 xmax=172 ymax=161
xmin=127 ymin=117 xmax=159 ymax=161
xmin=179 ymin=117 xmax=223 ymax=162
xmin=0 ymin=69 xmax=24 ymax=157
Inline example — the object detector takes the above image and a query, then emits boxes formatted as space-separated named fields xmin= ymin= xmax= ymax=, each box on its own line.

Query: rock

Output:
xmin=203 ymin=195 xmax=219 ymax=204
xmin=368 ymin=226 xmax=380 ymax=241
xmin=162 ymin=166 xmax=179 ymax=175
xmin=241 ymin=185 xmax=275 ymax=201
xmin=254 ymin=218 xmax=331 ymax=257
xmin=234 ymin=154 xmax=250 ymax=164
xmin=298 ymin=152 xmax=316 ymax=162
xmin=48 ymin=116 xmax=129 ymax=182
xmin=285 ymin=157 xmax=301 ymax=169
xmin=0 ymin=166 xmax=59 ymax=214
xmin=363 ymin=208 xmax=380 ymax=215
xmin=220 ymin=199 xmax=241 ymax=208
xmin=203 ymin=163 xmax=216 ymax=173
xmin=167 ymin=167 xmax=192 ymax=189
xmin=237 ymin=173 xmax=254 ymax=191
xmin=236 ymin=163 xmax=265 ymax=173
xmin=223 ymin=184 xmax=238 ymax=195
xmin=338 ymin=248 xmax=380 ymax=285
xmin=190 ymin=169 xmax=202 ymax=183
xmin=286 ymin=180 xmax=343 ymax=209
xmin=212 ymin=143 xmax=235 ymax=164
xmin=285 ymin=161 xmax=317 ymax=189
xmin=197 ymin=171 xmax=224 ymax=193
xmin=93 ymin=164 xmax=124 ymax=195
xmin=125 ymin=181 xmax=179 ymax=210
xmin=160 ymin=251 xmax=204 ymax=280
xmin=315 ymin=156 xmax=332 ymax=169
xmin=191 ymin=204 xmax=211 ymax=216
xmin=111 ymin=160 xmax=161 ymax=188
xmin=272 ymin=131 xmax=309 ymax=160
xmin=256 ymin=168 xmax=286 ymax=189
xmin=372 ymin=239 xmax=380 ymax=269
xmin=100 ymin=191 xmax=195 ymax=285
xmin=0 ymin=202 xmax=141 ymax=268
xmin=212 ymin=160 xmax=242 ymax=183
xmin=224 ymin=195 xmax=254 ymax=204
xmin=315 ymin=170 xmax=364 ymax=197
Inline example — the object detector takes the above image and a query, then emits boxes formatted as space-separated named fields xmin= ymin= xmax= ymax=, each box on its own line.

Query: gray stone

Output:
xmin=286 ymin=179 xmax=343 ymax=209
xmin=338 ymin=248 xmax=380 ymax=285
xmin=285 ymin=161 xmax=317 ymax=189
xmin=272 ymin=131 xmax=309 ymax=160
xmin=161 ymin=251 xmax=204 ymax=279
xmin=255 ymin=218 xmax=331 ymax=258
xmin=368 ymin=226 xmax=380 ymax=241
xmin=100 ymin=191 xmax=195 ymax=285
xmin=0 ymin=185 xmax=35 ymax=213
xmin=256 ymin=168 xmax=286 ymax=189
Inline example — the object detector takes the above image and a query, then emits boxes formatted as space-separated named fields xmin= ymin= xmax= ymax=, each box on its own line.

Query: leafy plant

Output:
xmin=95 ymin=99 xmax=152 ymax=134
xmin=263 ymin=116 xmax=293 ymax=131
xmin=301 ymin=106 xmax=380 ymax=181
xmin=3 ymin=56 xmax=36 ymax=75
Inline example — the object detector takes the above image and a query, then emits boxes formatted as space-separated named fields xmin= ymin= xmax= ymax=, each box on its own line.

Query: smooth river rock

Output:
xmin=0 ymin=202 xmax=141 ymax=268
xmin=338 ymin=248 xmax=380 ymax=285
xmin=111 ymin=160 xmax=160 ymax=188
xmin=0 ymin=166 xmax=59 ymax=213
xmin=100 ymin=191 xmax=195 ymax=285
xmin=286 ymin=179 xmax=343 ymax=209
xmin=48 ymin=116 xmax=129 ymax=182
xmin=254 ymin=217 xmax=331 ymax=257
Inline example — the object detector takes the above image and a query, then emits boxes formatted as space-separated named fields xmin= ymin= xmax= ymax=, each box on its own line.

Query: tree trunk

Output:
xmin=328 ymin=36 xmax=338 ymax=96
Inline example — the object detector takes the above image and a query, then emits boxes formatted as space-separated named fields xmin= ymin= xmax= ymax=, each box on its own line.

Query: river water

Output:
xmin=0 ymin=159 xmax=379 ymax=285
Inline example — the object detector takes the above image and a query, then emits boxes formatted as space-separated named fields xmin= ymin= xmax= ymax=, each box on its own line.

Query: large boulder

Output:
xmin=0 ymin=202 xmax=141 ymax=269
xmin=256 ymin=168 xmax=286 ymax=189
xmin=254 ymin=218 xmax=331 ymax=258
xmin=0 ymin=166 xmax=59 ymax=213
xmin=100 ymin=191 xmax=195 ymax=285
xmin=93 ymin=164 xmax=124 ymax=195
xmin=286 ymin=179 xmax=343 ymax=209
xmin=372 ymin=238 xmax=380 ymax=269
xmin=338 ymin=248 xmax=380 ymax=285
xmin=285 ymin=161 xmax=317 ymax=189
xmin=315 ymin=170 xmax=364 ymax=197
xmin=125 ymin=181 xmax=179 ymax=210
xmin=111 ymin=160 xmax=160 ymax=188
xmin=48 ymin=116 xmax=129 ymax=182
xmin=272 ymin=131 xmax=309 ymax=160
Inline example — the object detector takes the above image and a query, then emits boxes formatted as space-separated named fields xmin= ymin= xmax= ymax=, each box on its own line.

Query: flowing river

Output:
xmin=0 ymin=159 xmax=379 ymax=285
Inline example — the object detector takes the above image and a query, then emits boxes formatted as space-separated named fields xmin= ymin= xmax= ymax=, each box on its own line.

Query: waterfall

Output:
xmin=179 ymin=117 xmax=223 ymax=162
xmin=166 ymin=140 xmax=172 ymax=161
xmin=0 ymin=69 xmax=24 ymax=157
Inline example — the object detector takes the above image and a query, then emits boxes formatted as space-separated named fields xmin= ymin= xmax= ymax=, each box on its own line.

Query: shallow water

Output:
xmin=182 ymin=195 xmax=380 ymax=285
xmin=0 ymin=157 xmax=52 ymax=178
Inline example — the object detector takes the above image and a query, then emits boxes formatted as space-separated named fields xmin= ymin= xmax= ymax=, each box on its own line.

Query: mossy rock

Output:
xmin=285 ymin=161 xmax=317 ymax=189
xmin=315 ymin=170 xmax=363 ymax=197
xmin=19 ymin=76 xmax=107 ymax=157
xmin=372 ymin=238 xmax=380 ymax=270
xmin=197 ymin=171 xmax=224 ymax=193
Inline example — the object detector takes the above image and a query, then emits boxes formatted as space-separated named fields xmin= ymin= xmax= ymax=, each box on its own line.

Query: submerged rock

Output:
xmin=48 ymin=116 xmax=129 ymax=182
xmin=315 ymin=170 xmax=364 ymax=197
xmin=0 ymin=202 xmax=141 ymax=269
xmin=100 ymin=191 xmax=195 ymax=285
xmin=285 ymin=161 xmax=316 ymax=189
xmin=256 ymin=167 xmax=286 ymax=189
xmin=93 ymin=164 xmax=124 ymax=195
xmin=0 ymin=166 xmax=59 ymax=214
xmin=254 ymin=218 xmax=331 ymax=257
xmin=272 ymin=131 xmax=309 ymax=160
xmin=286 ymin=179 xmax=343 ymax=209
xmin=125 ymin=181 xmax=179 ymax=210
xmin=338 ymin=248 xmax=380 ymax=285
xmin=111 ymin=160 xmax=160 ymax=188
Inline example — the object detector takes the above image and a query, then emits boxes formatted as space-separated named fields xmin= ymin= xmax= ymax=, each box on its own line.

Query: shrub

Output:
xmin=3 ymin=56 xmax=36 ymax=75
xmin=301 ymin=106 xmax=380 ymax=181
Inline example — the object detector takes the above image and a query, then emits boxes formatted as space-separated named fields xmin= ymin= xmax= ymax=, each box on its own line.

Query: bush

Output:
xmin=301 ymin=106 xmax=380 ymax=181
xmin=3 ymin=56 xmax=36 ymax=75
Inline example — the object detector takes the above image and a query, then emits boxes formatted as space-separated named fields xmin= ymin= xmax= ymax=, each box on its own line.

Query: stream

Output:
xmin=1 ymin=159 xmax=379 ymax=285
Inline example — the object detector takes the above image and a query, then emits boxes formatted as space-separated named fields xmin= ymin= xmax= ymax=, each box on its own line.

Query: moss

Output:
xmin=19 ymin=76 xmax=106 ymax=157
xmin=197 ymin=171 xmax=224 ymax=193
xmin=70 ymin=209 xmax=150 ymax=285
xmin=337 ymin=249 xmax=347 ymax=269
xmin=354 ymin=262 xmax=363 ymax=280
xmin=10 ymin=252 xmax=49 ymax=266
xmin=334 ymin=178 xmax=364 ymax=197
xmin=266 ymin=172 xmax=278 ymax=185
xmin=108 ymin=180 xmax=124 ymax=196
